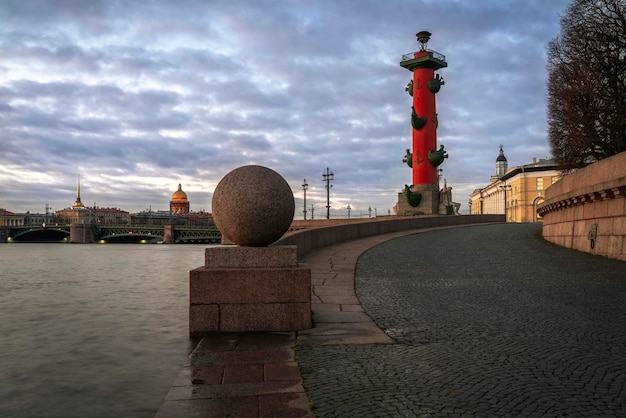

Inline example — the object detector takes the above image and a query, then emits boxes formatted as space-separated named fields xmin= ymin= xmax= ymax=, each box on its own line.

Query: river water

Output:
xmin=0 ymin=243 xmax=209 ymax=418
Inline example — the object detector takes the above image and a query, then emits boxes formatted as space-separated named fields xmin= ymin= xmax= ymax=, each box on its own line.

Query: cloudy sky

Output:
xmin=1 ymin=0 xmax=570 ymax=218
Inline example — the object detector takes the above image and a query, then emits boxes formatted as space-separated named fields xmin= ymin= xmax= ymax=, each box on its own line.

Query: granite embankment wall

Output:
xmin=538 ymin=152 xmax=626 ymax=262
xmin=276 ymin=214 xmax=504 ymax=259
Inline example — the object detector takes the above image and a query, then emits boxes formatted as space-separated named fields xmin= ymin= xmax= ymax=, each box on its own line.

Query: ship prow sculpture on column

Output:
xmin=189 ymin=165 xmax=311 ymax=335
xmin=394 ymin=31 xmax=461 ymax=216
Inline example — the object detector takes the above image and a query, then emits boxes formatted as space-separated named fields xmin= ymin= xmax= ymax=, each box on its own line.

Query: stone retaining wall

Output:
xmin=276 ymin=214 xmax=504 ymax=259
xmin=538 ymin=152 xmax=626 ymax=261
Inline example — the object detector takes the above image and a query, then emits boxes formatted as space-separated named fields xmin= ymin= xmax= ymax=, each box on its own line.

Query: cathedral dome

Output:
xmin=171 ymin=183 xmax=188 ymax=202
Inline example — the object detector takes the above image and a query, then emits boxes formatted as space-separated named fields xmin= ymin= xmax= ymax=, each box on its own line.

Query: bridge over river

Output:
xmin=2 ymin=224 xmax=221 ymax=244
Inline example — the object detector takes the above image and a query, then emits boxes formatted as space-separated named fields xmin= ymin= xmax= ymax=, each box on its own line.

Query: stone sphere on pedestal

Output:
xmin=212 ymin=165 xmax=295 ymax=247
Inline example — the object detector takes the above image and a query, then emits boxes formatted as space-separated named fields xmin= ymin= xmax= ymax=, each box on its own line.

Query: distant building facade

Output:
xmin=91 ymin=207 xmax=130 ymax=224
xmin=55 ymin=207 xmax=90 ymax=224
xmin=131 ymin=210 xmax=214 ymax=226
xmin=24 ymin=212 xmax=53 ymax=226
xmin=1 ymin=209 xmax=57 ymax=227
xmin=0 ymin=209 xmax=24 ymax=226
xmin=55 ymin=206 xmax=130 ymax=225
xmin=469 ymin=147 xmax=561 ymax=222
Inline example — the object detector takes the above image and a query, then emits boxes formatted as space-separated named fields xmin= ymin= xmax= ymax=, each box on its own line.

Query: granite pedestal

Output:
xmin=395 ymin=184 xmax=440 ymax=216
xmin=189 ymin=245 xmax=311 ymax=335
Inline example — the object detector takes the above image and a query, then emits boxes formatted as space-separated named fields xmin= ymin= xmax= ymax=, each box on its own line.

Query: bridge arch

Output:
xmin=10 ymin=227 xmax=70 ymax=243
xmin=98 ymin=232 xmax=163 ymax=243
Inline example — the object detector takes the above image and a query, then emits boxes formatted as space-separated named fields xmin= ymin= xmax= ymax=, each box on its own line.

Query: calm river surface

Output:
xmin=0 ymin=243 xmax=209 ymax=418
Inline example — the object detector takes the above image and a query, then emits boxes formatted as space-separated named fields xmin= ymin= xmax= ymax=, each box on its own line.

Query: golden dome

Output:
xmin=171 ymin=183 xmax=188 ymax=202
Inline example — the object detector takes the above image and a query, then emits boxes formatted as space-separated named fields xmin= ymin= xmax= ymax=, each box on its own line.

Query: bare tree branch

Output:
xmin=547 ymin=0 xmax=626 ymax=170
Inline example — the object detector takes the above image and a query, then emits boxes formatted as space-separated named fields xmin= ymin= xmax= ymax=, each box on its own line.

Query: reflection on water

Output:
xmin=0 ymin=243 xmax=208 ymax=418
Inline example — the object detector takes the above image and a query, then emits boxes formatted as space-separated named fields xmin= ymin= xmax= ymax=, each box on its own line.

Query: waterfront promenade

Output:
xmin=156 ymin=223 xmax=626 ymax=417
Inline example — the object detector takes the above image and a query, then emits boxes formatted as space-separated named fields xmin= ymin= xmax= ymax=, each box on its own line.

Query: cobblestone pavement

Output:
xmin=297 ymin=223 xmax=626 ymax=417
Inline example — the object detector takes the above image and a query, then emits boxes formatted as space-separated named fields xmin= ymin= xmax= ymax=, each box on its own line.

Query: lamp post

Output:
xmin=347 ymin=204 xmax=351 ymax=219
xmin=310 ymin=205 xmax=315 ymax=220
xmin=322 ymin=167 xmax=334 ymax=219
xmin=302 ymin=179 xmax=308 ymax=220
xmin=499 ymin=181 xmax=512 ymax=221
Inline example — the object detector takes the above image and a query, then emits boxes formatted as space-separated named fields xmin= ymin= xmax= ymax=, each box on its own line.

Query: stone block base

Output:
xmin=189 ymin=245 xmax=312 ymax=335
xmin=394 ymin=184 xmax=440 ymax=216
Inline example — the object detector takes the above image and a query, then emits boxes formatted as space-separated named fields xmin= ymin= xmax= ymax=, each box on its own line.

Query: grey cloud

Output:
xmin=0 ymin=0 xmax=109 ymax=30
xmin=0 ymin=0 xmax=570 ymax=214
xmin=4 ymin=80 xmax=189 ymax=137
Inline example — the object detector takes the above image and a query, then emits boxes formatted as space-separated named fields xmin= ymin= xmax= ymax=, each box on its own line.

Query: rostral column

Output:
xmin=398 ymin=31 xmax=448 ymax=214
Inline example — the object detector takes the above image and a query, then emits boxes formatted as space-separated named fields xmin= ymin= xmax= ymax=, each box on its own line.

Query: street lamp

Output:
xmin=347 ymin=204 xmax=351 ymax=219
xmin=322 ymin=167 xmax=334 ymax=219
xmin=302 ymin=179 xmax=308 ymax=220
xmin=310 ymin=205 xmax=315 ymax=220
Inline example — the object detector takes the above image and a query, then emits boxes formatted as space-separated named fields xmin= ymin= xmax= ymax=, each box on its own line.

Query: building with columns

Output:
xmin=0 ymin=209 xmax=24 ymax=226
xmin=470 ymin=147 xmax=561 ymax=222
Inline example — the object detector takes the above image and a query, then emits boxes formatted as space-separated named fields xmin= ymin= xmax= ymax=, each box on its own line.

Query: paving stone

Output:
xmin=258 ymin=393 xmax=312 ymax=418
xmin=265 ymin=362 xmax=301 ymax=381
xmin=298 ymin=223 xmax=626 ymax=417
xmin=155 ymin=396 xmax=258 ymax=418
xmin=223 ymin=363 xmax=263 ymax=384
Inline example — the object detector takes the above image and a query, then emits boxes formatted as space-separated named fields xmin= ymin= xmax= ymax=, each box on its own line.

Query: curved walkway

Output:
xmin=298 ymin=223 xmax=626 ymax=417
xmin=157 ymin=223 xmax=626 ymax=417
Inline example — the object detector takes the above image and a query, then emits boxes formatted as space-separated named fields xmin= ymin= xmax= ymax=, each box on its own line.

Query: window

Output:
xmin=536 ymin=178 xmax=544 ymax=190
xmin=551 ymin=176 xmax=559 ymax=184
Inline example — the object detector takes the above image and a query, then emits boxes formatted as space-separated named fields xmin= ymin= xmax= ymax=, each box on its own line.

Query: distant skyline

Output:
xmin=1 ymin=0 xmax=570 ymax=217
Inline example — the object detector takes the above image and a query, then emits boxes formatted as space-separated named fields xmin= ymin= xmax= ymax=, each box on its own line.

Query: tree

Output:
xmin=547 ymin=0 xmax=626 ymax=170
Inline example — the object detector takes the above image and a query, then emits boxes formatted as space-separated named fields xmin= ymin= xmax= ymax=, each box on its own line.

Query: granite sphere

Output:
xmin=212 ymin=165 xmax=295 ymax=247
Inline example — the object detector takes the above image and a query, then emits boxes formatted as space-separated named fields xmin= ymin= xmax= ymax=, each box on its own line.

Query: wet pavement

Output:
xmin=155 ymin=332 xmax=310 ymax=417
xmin=156 ymin=223 xmax=626 ymax=417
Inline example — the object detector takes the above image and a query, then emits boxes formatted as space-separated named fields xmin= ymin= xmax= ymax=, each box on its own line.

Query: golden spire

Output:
xmin=72 ymin=175 xmax=85 ymax=208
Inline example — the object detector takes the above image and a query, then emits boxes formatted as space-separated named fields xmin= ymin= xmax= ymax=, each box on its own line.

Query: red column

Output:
xmin=411 ymin=53 xmax=438 ymax=185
